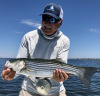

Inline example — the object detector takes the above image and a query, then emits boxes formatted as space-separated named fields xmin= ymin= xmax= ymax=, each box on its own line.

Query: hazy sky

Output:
xmin=0 ymin=0 xmax=100 ymax=58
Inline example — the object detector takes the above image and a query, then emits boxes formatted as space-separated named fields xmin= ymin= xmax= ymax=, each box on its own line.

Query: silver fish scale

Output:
xmin=24 ymin=59 xmax=79 ymax=73
xmin=25 ymin=60 xmax=60 ymax=71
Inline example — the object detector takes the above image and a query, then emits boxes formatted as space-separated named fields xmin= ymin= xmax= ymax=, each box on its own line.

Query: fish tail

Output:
xmin=77 ymin=67 xmax=98 ymax=89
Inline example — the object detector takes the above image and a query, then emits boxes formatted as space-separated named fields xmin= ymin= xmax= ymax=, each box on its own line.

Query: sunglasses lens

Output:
xmin=42 ymin=15 xmax=59 ymax=23
xmin=50 ymin=18 xmax=55 ymax=23
xmin=42 ymin=15 xmax=47 ymax=21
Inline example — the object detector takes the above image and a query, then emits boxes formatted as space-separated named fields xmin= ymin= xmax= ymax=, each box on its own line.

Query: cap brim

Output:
xmin=40 ymin=13 xmax=60 ymax=19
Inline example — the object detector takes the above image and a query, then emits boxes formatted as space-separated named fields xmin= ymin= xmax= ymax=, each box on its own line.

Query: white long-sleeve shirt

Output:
xmin=17 ymin=26 xmax=70 ymax=95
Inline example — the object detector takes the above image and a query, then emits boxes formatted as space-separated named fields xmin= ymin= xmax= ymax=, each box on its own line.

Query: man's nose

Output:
xmin=46 ymin=19 xmax=51 ymax=24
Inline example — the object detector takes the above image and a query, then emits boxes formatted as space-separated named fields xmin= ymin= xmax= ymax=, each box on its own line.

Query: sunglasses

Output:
xmin=42 ymin=15 xmax=60 ymax=23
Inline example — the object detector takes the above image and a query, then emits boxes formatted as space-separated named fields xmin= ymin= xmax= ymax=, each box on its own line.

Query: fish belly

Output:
xmin=21 ymin=70 xmax=53 ymax=78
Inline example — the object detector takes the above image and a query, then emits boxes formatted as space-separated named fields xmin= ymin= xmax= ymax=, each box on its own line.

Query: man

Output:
xmin=2 ymin=3 xmax=70 ymax=96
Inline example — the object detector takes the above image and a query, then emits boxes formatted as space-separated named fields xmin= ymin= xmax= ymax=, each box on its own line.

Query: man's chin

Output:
xmin=43 ymin=29 xmax=52 ymax=35
xmin=44 ymin=32 xmax=51 ymax=35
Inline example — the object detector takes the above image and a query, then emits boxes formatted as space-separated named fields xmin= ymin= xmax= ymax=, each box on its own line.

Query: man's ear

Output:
xmin=58 ymin=20 xmax=62 ymax=24
xmin=58 ymin=19 xmax=63 ymax=28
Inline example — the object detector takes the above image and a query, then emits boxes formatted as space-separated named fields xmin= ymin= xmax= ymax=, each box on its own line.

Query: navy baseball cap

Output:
xmin=40 ymin=3 xmax=63 ymax=20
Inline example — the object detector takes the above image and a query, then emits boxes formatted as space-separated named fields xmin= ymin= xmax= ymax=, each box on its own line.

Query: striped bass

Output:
xmin=5 ymin=58 xmax=98 ymax=94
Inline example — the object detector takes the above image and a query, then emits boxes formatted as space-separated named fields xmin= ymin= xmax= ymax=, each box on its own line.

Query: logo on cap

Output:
xmin=48 ymin=5 xmax=54 ymax=10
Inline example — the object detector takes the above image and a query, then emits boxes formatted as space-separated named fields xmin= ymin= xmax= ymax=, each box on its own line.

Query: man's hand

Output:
xmin=1 ymin=66 xmax=16 ymax=81
xmin=53 ymin=69 xmax=69 ymax=82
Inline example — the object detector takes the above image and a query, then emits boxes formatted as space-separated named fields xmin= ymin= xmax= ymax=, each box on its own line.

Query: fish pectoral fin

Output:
xmin=51 ymin=58 xmax=65 ymax=64
xmin=56 ymin=58 xmax=65 ymax=62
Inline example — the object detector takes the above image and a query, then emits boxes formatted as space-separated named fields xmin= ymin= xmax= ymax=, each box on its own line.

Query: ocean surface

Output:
xmin=0 ymin=58 xmax=100 ymax=96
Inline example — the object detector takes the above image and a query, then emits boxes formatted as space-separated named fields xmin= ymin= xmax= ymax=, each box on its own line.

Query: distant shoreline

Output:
xmin=0 ymin=58 xmax=100 ymax=60
xmin=68 ymin=58 xmax=100 ymax=60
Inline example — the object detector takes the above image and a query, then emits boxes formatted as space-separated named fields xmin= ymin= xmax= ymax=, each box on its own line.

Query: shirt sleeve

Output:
xmin=17 ymin=35 xmax=29 ymax=58
xmin=14 ymin=35 xmax=29 ymax=78
xmin=57 ymin=38 xmax=70 ymax=63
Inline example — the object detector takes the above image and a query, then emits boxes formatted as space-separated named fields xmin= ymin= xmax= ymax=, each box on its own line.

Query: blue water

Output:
xmin=0 ymin=58 xmax=100 ymax=96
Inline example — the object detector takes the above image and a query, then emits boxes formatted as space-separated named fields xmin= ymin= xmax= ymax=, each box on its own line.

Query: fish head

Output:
xmin=5 ymin=59 xmax=25 ymax=72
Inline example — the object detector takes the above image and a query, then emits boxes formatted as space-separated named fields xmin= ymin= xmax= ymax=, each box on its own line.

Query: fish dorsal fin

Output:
xmin=56 ymin=58 xmax=65 ymax=63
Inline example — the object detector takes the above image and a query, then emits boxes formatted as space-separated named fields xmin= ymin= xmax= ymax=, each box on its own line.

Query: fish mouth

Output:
xmin=5 ymin=61 xmax=10 ymax=67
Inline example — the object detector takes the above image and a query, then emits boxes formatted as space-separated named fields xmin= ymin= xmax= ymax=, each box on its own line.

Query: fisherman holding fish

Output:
xmin=2 ymin=3 xmax=70 ymax=96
